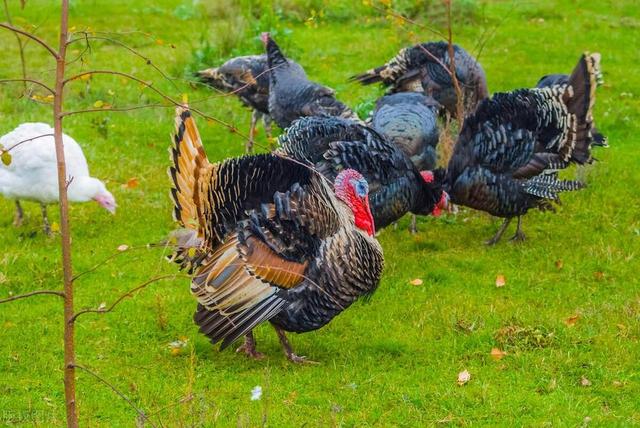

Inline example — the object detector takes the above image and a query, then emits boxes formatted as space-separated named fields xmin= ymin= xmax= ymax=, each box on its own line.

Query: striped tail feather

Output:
xmin=349 ymin=65 xmax=387 ymax=85
xmin=564 ymin=52 xmax=602 ymax=164
xmin=524 ymin=174 xmax=586 ymax=201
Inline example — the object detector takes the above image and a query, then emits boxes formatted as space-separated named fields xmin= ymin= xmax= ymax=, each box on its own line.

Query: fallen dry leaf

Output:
xmin=123 ymin=177 xmax=139 ymax=189
xmin=117 ymin=244 xmax=129 ymax=252
xmin=495 ymin=274 xmax=506 ymax=288
xmin=593 ymin=271 xmax=605 ymax=280
xmin=457 ymin=370 xmax=471 ymax=386
xmin=555 ymin=259 xmax=564 ymax=269
xmin=564 ymin=314 xmax=580 ymax=327
xmin=50 ymin=222 xmax=60 ymax=233
xmin=409 ymin=278 xmax=423 ymax=286
xmin=490 ymin=348 xmax=507 ymax=361
xmin=612 ymin=380 xmax=623 ymax=387
xmin=580 ymin=376 xmax=592 ymax=387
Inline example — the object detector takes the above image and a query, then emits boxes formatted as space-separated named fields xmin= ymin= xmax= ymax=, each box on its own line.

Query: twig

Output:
xmin=61 ymin=103 xmax=170 ymax=117
xmin=444 ymin=0 xmax=464 ymax=122
xmin=70 ymin=274 xmax=187 ymax=323
xmin=0 ymin=133 xmax=54 ymax=153
xmin=61 ymin=70 xmax=249 ymax=141
xmin=367 ymin=2 xmax=445 ymax=39
xmin=0 ymin=22 xmax=59 ymax=59
xmin=0 ymin=78 xmax=55 ymax=95
xmin=67 ymin=34 xmax=180 ymax=90
xmin=73 ymin=242 xmax=170 ymax=281
xmin=2 ymin=0 xmax=28 ymax=91
xmin=0 ymin=290 xmax=65 ymax=304
xmin=72 ymin=364 xmax=158 ymax=428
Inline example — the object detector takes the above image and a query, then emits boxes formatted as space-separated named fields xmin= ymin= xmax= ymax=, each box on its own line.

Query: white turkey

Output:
xmin=0 ymin=123 xmax=116 ymax=234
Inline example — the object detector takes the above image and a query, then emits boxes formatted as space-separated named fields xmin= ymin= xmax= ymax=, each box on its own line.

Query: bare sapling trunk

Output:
xmin=52 ymin=0 xmax=78 ymax=426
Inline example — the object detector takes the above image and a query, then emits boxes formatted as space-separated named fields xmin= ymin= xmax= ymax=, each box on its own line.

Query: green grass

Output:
xmin=1 ymin=0 xmax=639 ymax=426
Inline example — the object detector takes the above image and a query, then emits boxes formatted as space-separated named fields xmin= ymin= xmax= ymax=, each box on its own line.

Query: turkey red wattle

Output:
xmin=334 ymin=169 xmax=376 ymax=236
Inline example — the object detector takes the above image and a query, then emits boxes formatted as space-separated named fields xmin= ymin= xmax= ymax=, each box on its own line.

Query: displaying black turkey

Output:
xmin=371 ymin=92 xmax=441 ymax=171
xmin=262 ymin=33 xmax=361 ymax=129
xmin=536 ymin=69 xmax=608 ymax=150
xmin=168 ymin=106 xmax=384 ymax=363
xmin=446 ymin=53 xmax=602 ymax=244
xmin=197 ymin=55 xmax=274 ymax=153
xmin=277 ymin=116 xmax=448 ymax=233
xmin=351 ymin=41 xmax=488 ymax=117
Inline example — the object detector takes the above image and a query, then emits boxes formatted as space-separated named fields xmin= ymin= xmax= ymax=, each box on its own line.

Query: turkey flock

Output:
xmin=1 ymin=31 xmax=606 ymax=363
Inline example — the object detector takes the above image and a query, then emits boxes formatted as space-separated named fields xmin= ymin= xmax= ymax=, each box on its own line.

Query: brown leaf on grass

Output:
xmin=123 ymin=177 xmax=139 ymax=189
xmin=564 ymin=314 xmax=580 ymax=327
xmin=490 ymin=348 xmax=507 ymax=361
xmin=580 ymin=376 xmax=592 ymax=387
xmin=593 ymin=271 xmax=605 ymax=280
xmin=409 ymin=278 xmax=423 ymax=286
xmin=555 ymin=259 xmax=564 ymax=269
xmin=457 ymin=370 xmax=471 ymax=386
xmin=495 ymin=274 xmax=506 ymax=288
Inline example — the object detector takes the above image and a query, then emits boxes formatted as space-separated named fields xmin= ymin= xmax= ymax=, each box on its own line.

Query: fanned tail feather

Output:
xmin=524 ymin=174 xmax=585 ymax=201
xmin=564 ymin=52 xmax=602 ymax=164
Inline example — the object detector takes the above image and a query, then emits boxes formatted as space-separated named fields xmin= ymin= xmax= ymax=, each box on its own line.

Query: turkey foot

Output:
xmin=509 ymin=217 xmax=526 ymax=242
xmin=13 ymin=200 xmax=24 ymax=227
xmin=273 ymin=325 xmax=319 ymax=365
xmin=236 ymin=331 xmax=265 ymax=360
xmin=485 ymin=217 xmax=511 ymax=246
xmin=41 ymin=203 xmax=52 ymax=236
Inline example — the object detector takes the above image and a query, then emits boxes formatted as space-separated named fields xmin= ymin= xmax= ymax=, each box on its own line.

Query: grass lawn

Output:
xmin=1 ymin=0 xmax=639 ymax=426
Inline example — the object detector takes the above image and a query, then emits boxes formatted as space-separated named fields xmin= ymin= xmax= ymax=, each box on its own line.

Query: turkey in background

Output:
xmin=197 ymin=54 xmax=299 ymax=153
xmin=0 ymin=123 xmax=116 ymax=235
xmin=262 ymin=32 xmax=362 ymax=129
xmin=446 ymin=53 xmax=604 ymax=244
xmin=351 ymin=41 xmax=488 ymax=118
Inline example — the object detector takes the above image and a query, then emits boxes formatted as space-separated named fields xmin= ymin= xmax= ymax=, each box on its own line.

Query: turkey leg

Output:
xmin=485 ymin=217 xmax=511 ymax=246
xmin=409 ymin=214 xmax=417 ymax=234
xmin=509 ymin=216 xmax=526 ymax=242
xmin=235 ymin=331 xmax=265 ymax=360
xmin=40 ymin=203 xmax=52 ymax=236
xmin=273 ymin=325 xmax=318 ymax=364
xmin=13 ymin=200 xmax=24 ymax=227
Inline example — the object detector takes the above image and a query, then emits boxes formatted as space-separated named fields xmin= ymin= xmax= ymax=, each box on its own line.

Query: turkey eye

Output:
xmin=355 ymin=181 xmax=368 ymax=197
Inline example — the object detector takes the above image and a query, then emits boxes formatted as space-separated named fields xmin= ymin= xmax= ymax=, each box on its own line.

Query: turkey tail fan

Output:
xmin=349 ymin=66 xmax=386 ymax=85
xmin=564 ymin=52 xmax=602 ymax=164
xmin=195 ymin=67 xmax=223 ymax=88
xmin=168 ymin=106 xmax=211 ymax=233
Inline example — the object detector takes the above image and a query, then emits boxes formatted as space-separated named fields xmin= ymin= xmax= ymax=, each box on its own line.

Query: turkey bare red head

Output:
xmin=334 ymin=169 xmax=375 ymax=236
xmin=420 ymin=170 xmax=448 ymax=217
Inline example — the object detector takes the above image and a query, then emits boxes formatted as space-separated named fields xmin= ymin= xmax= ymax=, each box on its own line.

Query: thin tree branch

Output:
xmin=67 ymin=34 xmax=180 ymax=90
xmin=367 ymin=2 xmax=446 ymax=39
xmin=62 ymin=70 xmax=249 ymax=141
xmin=70 ymin=274 xmax=187 ymax=323
xmin=72 ymin=242 xmax=170 ymax=281
xmin=0 ymin=290 xmax=65 ymax=304
xmin=0 ymin=78 xmax=55 ymax=95
xmin=72 ymin=364 xmax=158 ymax=428
xmin=0 ymin=132 xmax=54 ymax=153
xmin=61 ymin=103 xmax=170 ymax=117
xmin=0 ymin=22 xmax=59 ymax=59
xmin=2 ymin=0 xmax=27 ymax=91
xmin=444 ymin=0 xmax=464 ymax=122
